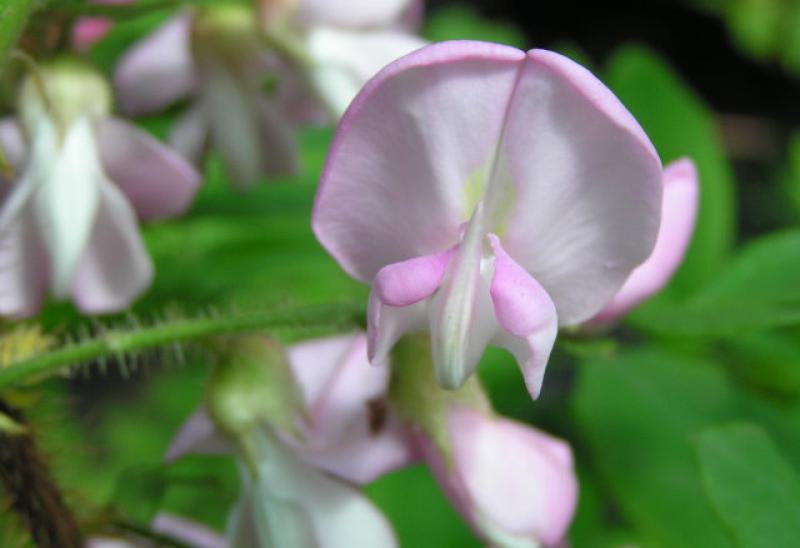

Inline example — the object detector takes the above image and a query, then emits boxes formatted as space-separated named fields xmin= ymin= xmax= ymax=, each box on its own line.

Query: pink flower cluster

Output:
xmin=0 ymin=0 xmax=426 ymax=316
xmin=167 ymin=332 xmax=578 ymax=547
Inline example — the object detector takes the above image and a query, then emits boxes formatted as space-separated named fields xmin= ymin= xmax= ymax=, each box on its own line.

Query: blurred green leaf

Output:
xmin=571 ymin=346 xmax=800 ymax=546
xmin=725 ymin=0 xmax=782 ymax=58
xmin=112 ymin=465 xmax=168 ymax=524
xmin=604 ymin=45 xmax=736 ymax=302
xmin=631 ymin=229 xmax=800 ymax=336
xmin=0 ymin=0 xmax=36 ymax=72
xmin=630 ymin=299 xmax=800 ymax=337
xmin=569 ymin=464 xmax=640 ymax=548
xmin=694 ymin=423 xmax=800 ymax=548
xmin=694 ymin=228 xmax=800 ymax=303
xmin=710 ymin=0 xmax=800 ymax=72
xmin=573 ymin=348 xmax=735 ymax=547
xmin=784 ymin=132 xmax=800 ymax=216
xmin=423 ymin=5 xmax=527 ymax=49
xmin=720 ymin=330 xmax=800 ymax=398
xmin=366 ymin=465 xmax=478 ymax=548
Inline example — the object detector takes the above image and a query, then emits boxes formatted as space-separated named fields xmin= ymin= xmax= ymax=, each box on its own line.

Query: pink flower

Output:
xmin=312 ymin=41 xmax=663 ymax=398
xmin=589 ymin=157 xmax=700 ymax=325
xmin=167 ymin=333 xmax=411 ymax=547
xmin=115 ymin=1 xmax=426 ymax=189
xmin=0 ymin=61 xmax=199 ymax=317
xmin=71 ymin=0 xmax=131 ymax=52
xmin=415 ymin=406 xmax=578 ymax=547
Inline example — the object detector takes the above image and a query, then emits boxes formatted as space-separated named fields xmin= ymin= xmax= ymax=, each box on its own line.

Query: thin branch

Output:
xmin=50 ymin=0 xmax=223 ymax=18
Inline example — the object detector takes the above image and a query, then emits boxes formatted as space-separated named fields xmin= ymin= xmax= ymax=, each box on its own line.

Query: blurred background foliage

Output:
xmin=3 ymin=0 xmax=800 ymax=546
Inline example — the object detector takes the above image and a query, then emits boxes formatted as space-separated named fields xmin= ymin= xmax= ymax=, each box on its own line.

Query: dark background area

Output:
xmin=430 ymin=0 xmax=800 ymax=125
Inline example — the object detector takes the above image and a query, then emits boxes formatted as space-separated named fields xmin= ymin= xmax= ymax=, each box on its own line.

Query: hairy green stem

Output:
xmin=0 ymin=302 xmax=364 ymax=389
xmin=52 ymin=0 xmax=224 ymax=18
xmin=0 ymin=0 xmax=40 ymax=72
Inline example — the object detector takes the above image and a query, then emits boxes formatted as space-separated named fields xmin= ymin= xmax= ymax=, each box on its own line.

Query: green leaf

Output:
xmin=0 ymin=0 xmax=37 ymax=71
xmin=694 ymin=423 xmax=800 ymax=548
xmin=573 ymin=348 xmax=736 ymax=547
xmin=366 ymin=465 xmax=479 ymax=548
xmin=604 ymin=45 xmax=736 ymax=301
xmin=631 ymin=229 xmax=800 ymax=336
xmin=720 ymin=330 xmax=800 ymax=399
xmin=112 ymin=465 xmax=168 ymax=524
xmin=423 ymin=5 xmax=527 ymax=49
xmin=574 ymin=348 xmax=800 ymax=548
xmin=784 ymin=132 xmax=800 ymax=217
xmin=724 ymin=0 xmax=782 ymax=58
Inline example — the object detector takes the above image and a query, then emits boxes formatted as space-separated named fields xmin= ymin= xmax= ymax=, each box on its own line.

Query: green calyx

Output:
xmin=205 ymin=335 xmax=303 ymax=473
xmin=191 ymin=4 xmax=261 ymax=65
xmin=389 ymin=334 xmax=492 ymax=458
xmin=18 ymin=57 xmax=111 ymax=134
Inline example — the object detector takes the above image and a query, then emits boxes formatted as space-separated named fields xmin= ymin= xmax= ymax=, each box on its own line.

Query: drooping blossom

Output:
xmin=0 ymin=60 xmax=199 ymax=317
xmin=416 ymin=406 xmax=578 ymax=547
xmin=115 ymin=1 xmax=426 ymax=189
xmin=588 ymin=157 xmax=699 ymax=325
xmin=312 ymin=41 xmax=664 ymax=398
xmin=167 ymin=334 xmax=411 ymax=547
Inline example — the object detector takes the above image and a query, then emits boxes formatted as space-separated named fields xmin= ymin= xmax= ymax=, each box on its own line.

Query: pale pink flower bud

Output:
xmin=416 ymin=406 xmax=578 ymax=547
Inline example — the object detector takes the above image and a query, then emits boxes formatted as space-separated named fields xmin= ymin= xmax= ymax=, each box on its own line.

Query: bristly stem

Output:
xmin=0 ymin=398 xmax=84 ymax=547
xmin=51 ymin=0 xmax=220 ymax=18
xmin=0 ymin=301 xmax=365 ymax=389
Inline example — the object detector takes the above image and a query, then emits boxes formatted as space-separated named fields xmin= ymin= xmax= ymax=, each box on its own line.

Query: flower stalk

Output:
xmin=0 ymin=302 xmax=364 ymax=389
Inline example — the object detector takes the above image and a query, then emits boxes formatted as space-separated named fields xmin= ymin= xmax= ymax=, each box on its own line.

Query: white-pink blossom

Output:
xmin=313 ymin=41 xmax=664 ymax=398
xmin=0 ymin=61 xmax=199 ymax=316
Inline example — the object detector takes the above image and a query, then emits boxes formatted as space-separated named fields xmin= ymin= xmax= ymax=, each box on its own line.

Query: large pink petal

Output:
xmin=70 ymin=184 xmax=153 ymax=313
xmin=114 ymin=14 xmax=194 ymax=115
xmin=96 ymin=117 xmax=200 ymax=220
xmin=591 ymin=158 xmax=699 ymax=324
xmin=488 ymin=235 xmax=558 ymax=399
xmin=296 ymin=0 xmax=412 ymax=28
xmin=313 ymin=41 xmax=527 ymax=282
xmin=421 ymin=407 xmax=578 ymax=547
xmin=496 ymin=49 xmax=662 ymax=325
xmin=312 ymin=42 xmax=661 ymax=329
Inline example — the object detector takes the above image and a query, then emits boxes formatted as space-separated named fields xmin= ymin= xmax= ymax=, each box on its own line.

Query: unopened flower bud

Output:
xmin=206 ymin=335 xmax=303 ymax=468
